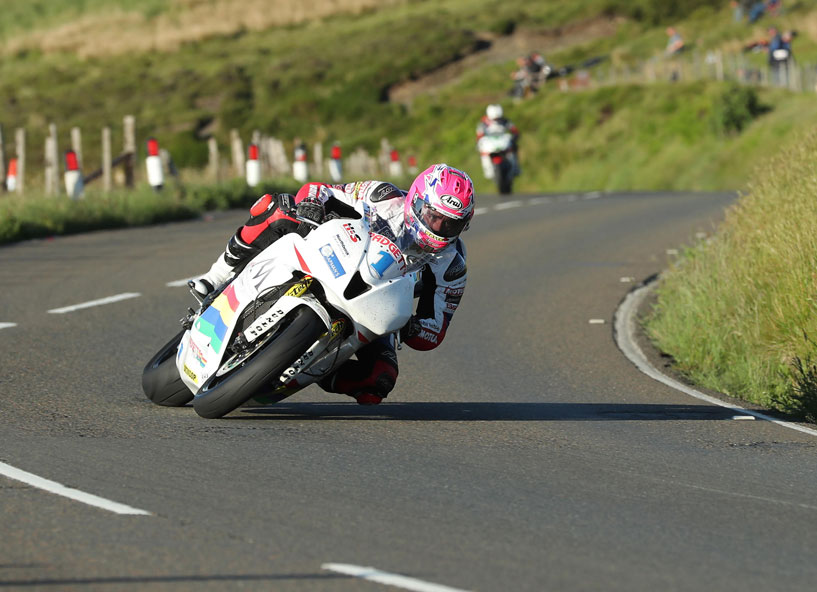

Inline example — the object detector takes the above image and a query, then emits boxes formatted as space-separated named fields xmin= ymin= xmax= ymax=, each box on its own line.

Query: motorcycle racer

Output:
xmin=476 ymin=104 xmax=520 ymax=180
xmin=191 ymin=163 xmax=475 ymax=406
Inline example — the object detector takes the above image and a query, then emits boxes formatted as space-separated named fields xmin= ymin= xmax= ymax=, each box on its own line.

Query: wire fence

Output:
xmin=574 ymin=50 xmax=816 ymax=93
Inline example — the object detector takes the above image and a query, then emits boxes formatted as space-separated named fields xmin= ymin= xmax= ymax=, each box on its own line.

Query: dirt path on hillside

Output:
xmin=388 ymin=16 xmax=622 ymax=105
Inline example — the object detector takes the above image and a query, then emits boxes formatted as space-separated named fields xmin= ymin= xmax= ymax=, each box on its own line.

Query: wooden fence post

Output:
xmin=0 ymin=124 xmax=6 ymax=191
xmin=230 ymin=129 xmax=244 ymax=178
xmin=45 ymin=123 xmax=60 ymax=195
xmin=207 ymin=137 xmax=220 ymax=181
xmin=102 ymin=126 xmax=112 ymax=192
xmin=71 ymin=127 xmax=83 ymax=169
xmin=313 ymin=142 xmax=323 ymax=177
xmin=123 ymin=115 xmax=136 ymax=187
xmin=14 ymin=128 xmax=25 ymax=193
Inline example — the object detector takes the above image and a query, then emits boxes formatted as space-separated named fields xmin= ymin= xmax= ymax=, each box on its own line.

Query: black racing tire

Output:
xmin=496 ymin=161 xmax=513 ymax=195
xmin=142 ymin=330 xmax=194 ymax=407
xmin=193 ymin=306 xmax=325 ymax=419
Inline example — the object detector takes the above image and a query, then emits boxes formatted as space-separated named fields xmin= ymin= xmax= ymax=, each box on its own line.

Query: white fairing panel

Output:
xmin=176 ymin=204 xmax=416 ymax=394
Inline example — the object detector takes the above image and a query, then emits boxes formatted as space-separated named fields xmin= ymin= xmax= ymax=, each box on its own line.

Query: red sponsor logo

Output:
xmin=343 ymin=223 xmax=360 ymax=242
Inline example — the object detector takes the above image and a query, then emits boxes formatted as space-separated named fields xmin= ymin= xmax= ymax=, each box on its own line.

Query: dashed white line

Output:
xmin=494 ymin=200 xmax=523 ymax=210
xmin=322 ymin=564 xmax=470 ymax=592
xmin=0 ymin=322 xmax=18 ymax=330
xmin=47 ymin=292 xmax=141 ymax=314
xmin=0 ymin=461 xmax=151 ymax=515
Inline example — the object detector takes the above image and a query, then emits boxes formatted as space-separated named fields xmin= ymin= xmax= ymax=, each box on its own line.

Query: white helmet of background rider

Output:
xmin=486 ymin=104 xmax=503 ymax=121
xmin=404 ymin=164 xmax=475 ymax=254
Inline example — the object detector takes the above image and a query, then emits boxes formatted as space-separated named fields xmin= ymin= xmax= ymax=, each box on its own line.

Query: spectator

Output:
xmin=768 ymin=27 xmax=794 ymax=86
xmin=749 ymin=1 xmax=766 ymax=23
xmin=509 ymin=52 xmax=552 ymax=99
xmin=665 ymin=27 xmax=685 ymax=56
xmin=731 ymin=0 xmax=754 ymax=21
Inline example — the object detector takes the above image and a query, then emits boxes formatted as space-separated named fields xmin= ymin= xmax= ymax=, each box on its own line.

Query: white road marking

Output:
xmin=0 ymin=461 xmax=151 ymax=515
xmin=584 ymin=191 xmax=602 ymax=199
xmin=615 ymin=281 xmax=817 ymax=438
xmin=472 ymin=207 xmax=490 ymax=216
xmin=494 ymin=200 xmax=523 ymax=210
xmin=529 ymin=196 xmax=553 ymax=205
xmin=47 ymin=292 xmax=141 ymax=314
xmin=589 ymin=319 xmax=606 ymax=324
xmin=0 ymin=323 xmax=18 ymax=330
xmin=322 ymin=564 xmax=470 ymax=592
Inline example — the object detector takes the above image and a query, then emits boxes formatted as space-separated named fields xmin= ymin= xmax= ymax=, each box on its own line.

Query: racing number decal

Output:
xmin=370 ymin=250 xmax=394 ymax=278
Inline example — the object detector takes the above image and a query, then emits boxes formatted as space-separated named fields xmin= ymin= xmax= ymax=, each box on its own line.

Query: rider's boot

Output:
xmin=189 ymin=234 xmax=256 ymax=298
xmin=353 ymin=392 xmax=383 ymax=406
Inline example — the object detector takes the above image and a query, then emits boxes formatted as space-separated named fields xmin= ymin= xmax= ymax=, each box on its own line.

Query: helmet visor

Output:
xmin=413 ymin=200 xmax=468 ymax=238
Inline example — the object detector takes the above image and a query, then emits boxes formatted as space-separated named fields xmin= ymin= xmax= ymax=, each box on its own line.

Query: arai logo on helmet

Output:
xmin=440 ymin=194 xmax=463 ymax=210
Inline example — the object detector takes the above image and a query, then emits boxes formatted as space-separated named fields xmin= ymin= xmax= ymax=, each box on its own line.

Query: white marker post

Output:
xmin=246 ymin=143 xmax=261 ymax=187
xmin=145 ymin=137 xmax=164 ymax=191
xmin=329 ymin=143 xmax=343 ymax=182
xmin=389 ymin=148 xmax=403 ymax=178
xmin=6 ymin=158 xmax=17 ymax=192
xmin=63 ymin=150 xmax=84 ymax=199
xmin=293 ymin=141 xmax=308 ymax=183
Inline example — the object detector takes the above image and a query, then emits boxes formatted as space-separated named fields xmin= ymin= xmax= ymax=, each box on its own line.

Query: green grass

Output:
xmin=0 ymin=178 xmax=299 ymax=244
xmin=645 ymin=129 xmax=817 ymax=420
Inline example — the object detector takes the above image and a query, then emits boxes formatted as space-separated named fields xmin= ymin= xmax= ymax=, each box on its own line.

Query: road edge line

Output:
xmin=614 ymin=278 xmax=817 ymax=438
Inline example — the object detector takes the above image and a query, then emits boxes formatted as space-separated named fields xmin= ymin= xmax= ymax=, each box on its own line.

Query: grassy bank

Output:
xmin=644 ymin=129 xmax=817 ymax=421
xmin=0 ymin=178 xmax=298 ymax=245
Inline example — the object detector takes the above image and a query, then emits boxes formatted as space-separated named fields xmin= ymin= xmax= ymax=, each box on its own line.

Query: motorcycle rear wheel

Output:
xmin=142 ymin=330 xmax=194 ymax=407
xmin=193 ymin=306 xmax=325 ymax=419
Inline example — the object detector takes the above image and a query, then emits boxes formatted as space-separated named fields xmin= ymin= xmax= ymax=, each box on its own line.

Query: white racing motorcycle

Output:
xmin=478 ymin=132 xmax=516 ymax=195
xmin=142 ymin=201 xmax=433 ymax=419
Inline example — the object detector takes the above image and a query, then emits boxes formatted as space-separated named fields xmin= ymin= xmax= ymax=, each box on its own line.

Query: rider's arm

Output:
xmin=403 ymin=240 xmax=467 ymax=351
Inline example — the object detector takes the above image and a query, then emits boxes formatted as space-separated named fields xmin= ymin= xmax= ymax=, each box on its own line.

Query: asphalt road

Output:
xmin=2 ymin=190 xmax=815 ymax=592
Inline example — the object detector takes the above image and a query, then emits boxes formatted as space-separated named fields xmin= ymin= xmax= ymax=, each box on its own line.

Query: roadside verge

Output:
xmin=614 ymin=277 xmax=817 ymax=438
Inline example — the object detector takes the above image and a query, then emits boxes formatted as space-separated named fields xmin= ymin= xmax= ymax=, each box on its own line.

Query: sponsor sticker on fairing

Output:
xmin=320 ymin=244 xmax=346 ymax=278
xmin=343 ymin=223 xmax=360 ymax=243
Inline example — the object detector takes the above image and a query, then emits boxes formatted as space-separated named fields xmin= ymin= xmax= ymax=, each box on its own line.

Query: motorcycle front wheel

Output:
xmin=193 ymin=306 xmax=325 ymax=419
xmin=142 ymin=330 xmax=194 ymax=407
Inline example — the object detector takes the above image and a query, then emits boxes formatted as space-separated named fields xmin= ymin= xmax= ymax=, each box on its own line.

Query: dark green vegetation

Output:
xmin=2 ymin=0 xmax=816 ymax=199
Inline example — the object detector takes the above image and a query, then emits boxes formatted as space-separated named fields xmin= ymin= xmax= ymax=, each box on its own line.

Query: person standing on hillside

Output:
xmin=475 ymin=104 xmax=520 ymax=180
xmin=767 ymin=26 xmax=793 ymax=86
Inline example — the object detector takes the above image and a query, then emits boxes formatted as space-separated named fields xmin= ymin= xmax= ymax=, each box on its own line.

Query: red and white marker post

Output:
xmin=407 ymin=154 xmax=418 ymax=176
xmin=329 ymin=142 xmax=342 ymax=182
xmin=293 ymin=140 xmax=308 ymax=183
xmin=145 ymin=137 xmax=164 ymax=191
xmin=63 ymin=150 xmax=84 ymax=199
xmin=389 ymin=148 xmax=403 ymax=177
xmin=6 ymin=158 xmax=17 ymax=192
xmin=246 ymin=143 xmax=261 ymax=187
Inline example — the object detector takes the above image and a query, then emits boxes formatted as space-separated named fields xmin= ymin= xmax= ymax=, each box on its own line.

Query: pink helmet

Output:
xmin=404 ymin=164 xmax=475 ymax=253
